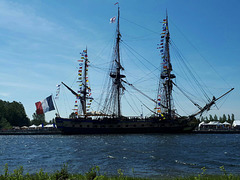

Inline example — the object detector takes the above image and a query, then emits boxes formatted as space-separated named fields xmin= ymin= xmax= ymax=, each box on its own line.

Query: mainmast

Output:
xmin=116 ymin=6 xmax=121 ymax=117
xmin=109 ymin=5 xmax=126 ymax=118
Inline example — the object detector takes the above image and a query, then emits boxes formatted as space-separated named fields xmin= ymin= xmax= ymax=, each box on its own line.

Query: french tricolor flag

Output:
xmin=35 ymin=95 xmax=55 ymax=114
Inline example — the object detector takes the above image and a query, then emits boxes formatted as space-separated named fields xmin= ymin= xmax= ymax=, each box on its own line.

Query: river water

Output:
xmin=0 ymin=134 xmax=239 ymax=178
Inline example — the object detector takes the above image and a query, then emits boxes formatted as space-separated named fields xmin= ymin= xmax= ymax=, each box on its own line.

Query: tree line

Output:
xmin=0 ymin=99 xmax=47 ymax=130
xmin=200 ymin=114 xmax=235 ymax=124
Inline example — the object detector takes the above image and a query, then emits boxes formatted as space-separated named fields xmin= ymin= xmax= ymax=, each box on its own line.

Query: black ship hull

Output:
xmin=55 ymin=117 xmax=198 ymax=135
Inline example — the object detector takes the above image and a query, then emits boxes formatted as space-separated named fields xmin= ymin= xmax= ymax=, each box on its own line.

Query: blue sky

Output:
xmin=0 ymin=0 xmax=239 ymax=122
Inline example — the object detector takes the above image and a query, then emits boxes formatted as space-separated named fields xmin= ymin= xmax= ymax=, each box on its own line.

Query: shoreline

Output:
xmin=1 ymin=129 xmax=240 ymax=135
xmin=0 ymin=129 xmax=61 ymax=135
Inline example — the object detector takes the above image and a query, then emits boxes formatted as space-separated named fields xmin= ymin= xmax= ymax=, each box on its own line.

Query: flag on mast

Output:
xmin=110 ymin=16 xmax=116 ymax=23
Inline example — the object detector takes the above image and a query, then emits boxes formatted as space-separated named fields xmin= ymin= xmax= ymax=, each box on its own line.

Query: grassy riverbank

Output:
xmin=1 ymin=164 xmax=240 ymax=180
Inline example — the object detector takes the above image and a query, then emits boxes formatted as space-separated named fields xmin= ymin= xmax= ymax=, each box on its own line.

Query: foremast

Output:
xmin=156 ymin=14 xmax=176 ymax=119
xmin=62 ymin=49 xmax=93 ymax=117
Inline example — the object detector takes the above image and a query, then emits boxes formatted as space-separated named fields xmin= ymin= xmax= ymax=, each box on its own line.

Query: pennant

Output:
xmin=114 ymin=2 xmax=119 ymax=5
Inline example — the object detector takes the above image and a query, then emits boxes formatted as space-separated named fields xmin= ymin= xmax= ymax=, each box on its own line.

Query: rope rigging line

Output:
xmin=172 ymin=81 xmax=202 ymax=110
xmin=169 ymin=18 xmax=232 ymax=88
xmin=170 ymin=40 xmax=211 ymax=102
xmin=171 ymin=49 xmax=207 ymax=104
xmin=172 ymin=89 xmax=191 ymax=116
xmin=123 ymin=92 xmax=141 ymax=116
xmin=120 ymin=17 xmax=160 ymax=35
xmin=121 ymin=41 xmax=159 ymax=85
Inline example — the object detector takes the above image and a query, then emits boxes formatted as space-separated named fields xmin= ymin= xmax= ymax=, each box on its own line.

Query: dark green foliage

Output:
xmin=219 ymin=117 xmax=224 ymax=123
xmin=0 ymin=100 xmax=30 ymax=129
xmin=54 ymin=164 xmax=69 ymax=180
xmin=204 ymin=114 xmax=235 ymax=124
xmin=222 ymin=114 xmax=227 ymax=122
xmin=0 ymin=117 xmax=11 ymax=129
xmin=31 ymin=113 xmax=46 ymax=126
xmin=205 ymin=117 xmax=209 ymax=123
xmin=1 ymin=164 xmax=240 ymax=180
xmin=209 ymin=115 xmax=213 ymax=121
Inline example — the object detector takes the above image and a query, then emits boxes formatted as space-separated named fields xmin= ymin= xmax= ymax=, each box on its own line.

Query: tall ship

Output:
xmin=55 ymin=7 xmax=233 ymax=134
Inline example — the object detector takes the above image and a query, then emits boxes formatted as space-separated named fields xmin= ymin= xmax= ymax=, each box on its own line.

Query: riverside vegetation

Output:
xmin=1 ymin=164 xmax=240 ymax=180
xmin=0 ymin=100 xmax=50 ymax=130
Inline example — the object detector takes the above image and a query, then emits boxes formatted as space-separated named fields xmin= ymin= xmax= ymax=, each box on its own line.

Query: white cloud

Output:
xmin=0 ymin=1 xmax=57 ymax=34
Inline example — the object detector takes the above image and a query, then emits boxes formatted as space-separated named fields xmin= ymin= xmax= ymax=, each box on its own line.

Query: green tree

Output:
xmin=0 ymin=117 xmax=11 ymax=129
xmin=227 ymin=114 xmax=234 ymax=124
xmin=214 ymin=114 xmax=218 ymax=121
xmin=205 ymin=116 xmax=209 ymax=123
xmin=227 ymin=114 xmax=231 ymax=121
xmin=0 ymin=100 xmax=30 ymax=127
xmin=222 ymin=114 xmax=227 ymax=122
xmin=209 ymin=115 xmax=213 ymax=121
xmin=31 ymin=113 xmax=46 ymax=126
xmin=219 ymin=117 xmax=224 ymax=123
